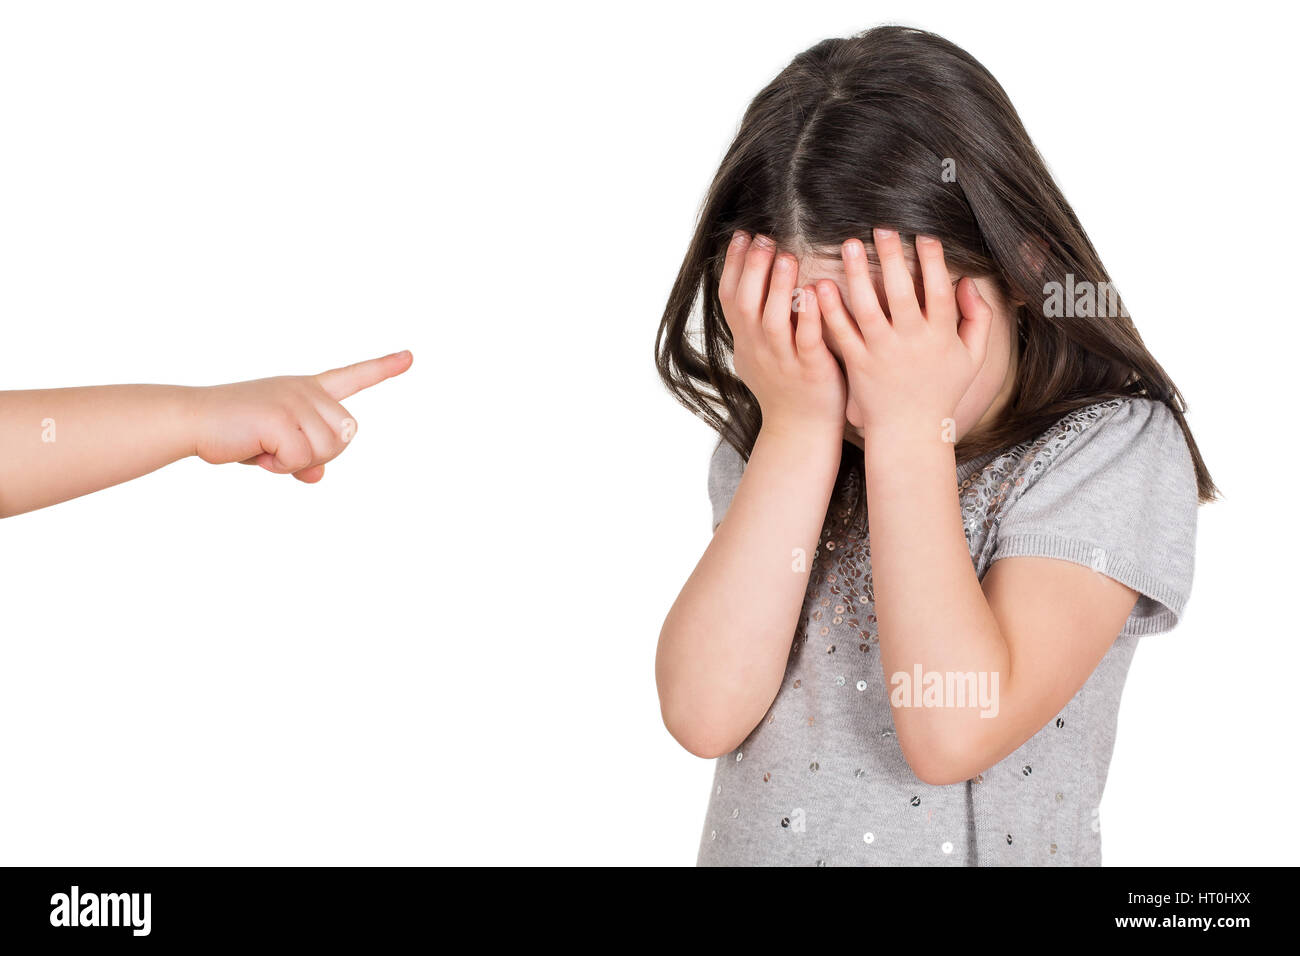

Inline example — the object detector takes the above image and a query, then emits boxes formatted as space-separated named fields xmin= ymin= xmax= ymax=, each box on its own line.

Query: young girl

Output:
xmin=654 ymin=27 xmax=1213 ymax=866
xmin=0 ymin=350 xmax=411 ymax=518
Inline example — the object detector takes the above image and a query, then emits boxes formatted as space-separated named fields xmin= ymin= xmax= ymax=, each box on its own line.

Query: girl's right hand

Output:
xmin=719 ymin=231 xmax=846 ymax=437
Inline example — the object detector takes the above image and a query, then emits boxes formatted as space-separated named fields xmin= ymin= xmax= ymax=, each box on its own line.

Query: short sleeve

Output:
xmin=991 ymin=398 xmax=1198 ymax=636
xmin=707 ymin=437 xmax=746 ymax=531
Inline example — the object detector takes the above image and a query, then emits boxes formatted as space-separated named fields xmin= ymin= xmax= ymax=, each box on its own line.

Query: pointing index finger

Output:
xmin=316 ymin=350 xmax=413 ymax=401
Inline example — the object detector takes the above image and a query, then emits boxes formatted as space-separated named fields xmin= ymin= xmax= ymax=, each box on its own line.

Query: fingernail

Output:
xmin=731 ymin=229 xmax=747 ymax=245
xmin=773 ymin=255 xmax=792 ymax=273
xmin=753 ymin=234 xmax=774 ymax=248
xmin=843 ymin=239 xmax=862 ymax=259
xmin=874 ymin=227 xmax=896 ymax=241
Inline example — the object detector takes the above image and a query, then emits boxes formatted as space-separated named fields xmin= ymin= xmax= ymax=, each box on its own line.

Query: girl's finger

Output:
xmin=316 ymin=350 xmax=413 ymax=402
xmin=841 ymin=238 xmax=886 ymax=330
xmin=846 ymin=393 xmax=865 ymax=429
xmin=759 ymin=259 xmax=799 ymax=363
xmin=915 ymin=235 xmax=958 ymax=328
xmin=734 ymin=233 xmax=777 ymax=328
xmin=815 ymin=279 xmax=867 ymax=360
xmin=717 ymin=230 xmax=751 ymax=315
xmin=793 ymin=279 xmax=825 ymax=357
xmin=873 ymin=227 xmax=922 ymax=330
xmin=293 ymin=464 xmax=326 ymax=484
xmin=956 ymin=277 xmax=994 ymax=367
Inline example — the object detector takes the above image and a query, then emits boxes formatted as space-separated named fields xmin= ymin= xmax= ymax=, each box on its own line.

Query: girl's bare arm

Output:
xmin=818 ymin=231 xmax=1137 ymax=783
xmin=656 ymin=232 xmax=848 ymax=757
xmin=656 ymin=423 xmax=840 ymax=758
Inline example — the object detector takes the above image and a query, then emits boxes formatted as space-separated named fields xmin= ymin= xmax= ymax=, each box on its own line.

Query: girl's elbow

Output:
xmin=660 ymin=705 xmax=739 ymax=760
xmin=897 ymin=729 xmax=989 ymax=786
xmin=671 ymin=729 xmax=733 ymax=761
xmin=658 ymin=681 xmax=745 ymax=758
xmin=906 ymin=756 xmax=972 ymax=787
xmin=656 ymin=640 xmax=742 ymax=759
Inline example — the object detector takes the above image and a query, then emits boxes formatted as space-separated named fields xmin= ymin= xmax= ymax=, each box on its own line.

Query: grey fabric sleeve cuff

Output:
xmin=991 ymin=531 xmax=1187 ymax=636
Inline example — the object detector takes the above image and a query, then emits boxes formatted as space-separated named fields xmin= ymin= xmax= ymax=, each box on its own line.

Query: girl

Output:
xmin=0 ymin=350 xmax=411 ymax=518
xmin=654 ymin=27 xmax=1213 ymax=866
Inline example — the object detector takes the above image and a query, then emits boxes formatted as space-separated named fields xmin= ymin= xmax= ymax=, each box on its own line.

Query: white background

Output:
xmin=0 ymin=1 xmax=1295 ymax=865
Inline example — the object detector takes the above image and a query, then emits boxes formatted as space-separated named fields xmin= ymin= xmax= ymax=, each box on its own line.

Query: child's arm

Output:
xmin=0 ymin=350 xmax=412 ymax=519
xmin=656 ymin=233 xmax=847 ymax=758
xmin=817 ymin=230 xmax=1139 ymax=784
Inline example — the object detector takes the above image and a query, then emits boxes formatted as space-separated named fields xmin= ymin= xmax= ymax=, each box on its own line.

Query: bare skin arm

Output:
xmin=0 ymin=350 xmax=412 ymax=519
xmin=656 ymin=233 xmax=848 ymax=757
xmin=818 ymin=230 xmax=1138 ymax=783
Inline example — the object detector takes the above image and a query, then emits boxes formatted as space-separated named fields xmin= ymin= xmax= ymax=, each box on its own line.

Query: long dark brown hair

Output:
xmin=656 ymin=25 xmax=1216 ymax=509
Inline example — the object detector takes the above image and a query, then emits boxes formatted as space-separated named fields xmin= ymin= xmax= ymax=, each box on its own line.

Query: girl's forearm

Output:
xmin=0 ymin=385 xmax=197 ymax=518
xmin=656 ymin=421 xmax=842 ymax=758
xmin=861 ymin=429 xmax=1012 ymax=781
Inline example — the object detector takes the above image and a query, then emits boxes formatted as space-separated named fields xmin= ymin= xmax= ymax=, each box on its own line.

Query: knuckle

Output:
xmin=725 ymin=304 xmax=752 ymax=327
xmin=746 ymin=234 xmax=775 ymax=263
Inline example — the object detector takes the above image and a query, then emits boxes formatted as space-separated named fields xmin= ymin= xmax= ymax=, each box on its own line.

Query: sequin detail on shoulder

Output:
xmin=959 ymin=399 xmax=1126 ymax=546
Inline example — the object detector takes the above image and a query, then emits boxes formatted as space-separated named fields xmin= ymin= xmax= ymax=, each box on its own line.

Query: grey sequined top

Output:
xmin=696 ymin=398 xmax=1198 ymax=866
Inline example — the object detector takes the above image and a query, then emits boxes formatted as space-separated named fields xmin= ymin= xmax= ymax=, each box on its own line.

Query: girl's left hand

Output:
xmin=815 ymin=228 xmax=992 ymax=440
